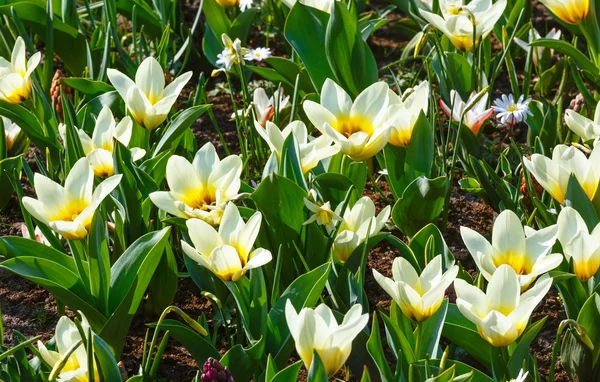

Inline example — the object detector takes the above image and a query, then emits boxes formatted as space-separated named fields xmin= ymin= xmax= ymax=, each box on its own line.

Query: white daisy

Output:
xmin=492 ymin=94 xmax=533 ymax=126
xmin=244 ymin=47 xmax=272 ymax=62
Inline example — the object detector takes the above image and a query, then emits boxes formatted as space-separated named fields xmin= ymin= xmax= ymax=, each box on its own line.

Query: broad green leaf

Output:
xmin=507 ymin=317 xmax=546 ymax=376
xmin=221 ymin=336 xmax=265 ymax=382
xmin=530 ymin=39 xmax=599 ymax=77
xmin=420 ymin=299 xmax=448 ymax=359
xmin=61 ymin=78 xmax=114 ymax=98
xmin=366 ymin=312 xmax=394 ymax=381
xmin=93 ymin=334 xmax=122 ymax=381
xmin=153 ymin=105 xmax=211 ymax=156
xmin=307 ymin=350 xmax=328 ymax=382
xmin=442 ymin=304 xmax=492 ymax=369
xmin=88 ymin=210 xmax=111 ymax=316
xmin=148 ymin=319 xmax=219 ymax=365
xmin=565 ymin=174 xmax=600 ymax=230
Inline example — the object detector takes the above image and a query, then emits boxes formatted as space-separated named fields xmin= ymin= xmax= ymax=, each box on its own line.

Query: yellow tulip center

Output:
xmin=447 ymin=6 xmax=463 ymax=15
xmin=492 ymin=252 xmax=533 ymax=276
xmin=550 ymin=0 xmax=589 ymax=25
xmin=52 ymin=199 xmax=89 ymax=222
xmin=332 ymin=115 xmax=373 ymax=139
xmin=573 ymin=258 xmax=600 ymax=282
xmin=181 ymin=188 xmax=217 ymax=210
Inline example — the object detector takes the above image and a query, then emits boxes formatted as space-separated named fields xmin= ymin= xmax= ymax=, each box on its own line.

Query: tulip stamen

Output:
xmin=333 ymin=116 xmax=373 ymax=139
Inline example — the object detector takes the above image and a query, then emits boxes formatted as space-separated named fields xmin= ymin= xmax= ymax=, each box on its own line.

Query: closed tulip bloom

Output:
xmin=373 ymin=255 xmax=458 ymax=322
xmin=386 ymin=81 xmax=429 ymax=147
xmin=514 ymin=28 xmax=562 ymax=66
xmin=440 ymin=90 xmax=493 ymax=136
xmin=455 ymin=265 xmax=552 ymax=347
xmin=182 ymin=203 xmax=272 ymax=282
xmin=539 ymin=0 xmax=589 ymax=25
xmin=304 ymin=79 xmax=391 ymax=161
xmin=255 ymin=120 xmax=339 ymax=174
xmin=2 ymin=116 xmax=22 ymax=152
xmin=523 ymin=144 xmax=600 ymax=203
xmin=461 ymin=210 xmax=562 ymax=290
xmin=149 ymin=142 xmax=242 ymax=225
xmin=420 ymin=0 xmax=506 ymax=52
xmin=285 ymin=301 xmax=368 ymax=377
xmin=0 ymin=37 xmax=41 ymax=104
xmin=107 ymin=57 xmax=192 ymax=130
xmin=557 ymin=207 xmax=600 ymax=281
xmin=37 ymin=313 xmax=99 ymax=382
xmin=333 ymin=197 xmax=390 ymax=262
xmin=215 ymin=0 xmax=239 ymax=7
xmin=76 ymin=106 xmax=145 ymax=177
xmin=565 ymin=101 xmax=600 ymax=143
xmin=249 ymin=87 xmax=289 ymax=128
xmin=22 ymin=157 xmax=122 ymax=240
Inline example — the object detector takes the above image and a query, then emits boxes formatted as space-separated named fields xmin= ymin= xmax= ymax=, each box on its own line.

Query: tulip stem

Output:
xmin=415 ymin=322 xmax=423 ymax=361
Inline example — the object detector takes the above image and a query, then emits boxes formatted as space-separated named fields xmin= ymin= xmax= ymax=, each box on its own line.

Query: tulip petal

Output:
xmin=485 ymin=265 xmax=519 ymax=315
xmin=186 ymin=218 xmax=221 ymax=257
xmin=135 ymin=57 xmax=165 ymax=103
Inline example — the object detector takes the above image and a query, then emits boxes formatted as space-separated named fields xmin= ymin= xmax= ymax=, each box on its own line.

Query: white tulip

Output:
xmin=2 ymin=116 xmax=22 ymax=152
xmin=333 ymin=197 xmax=390 ymax=262
xmin=461 ymin=209 xmax=562 ymax=290
xmin=538 ymin=0 xmax=589 ymax=25
xmin=149 ymin=142 xmax=242 ymax=225
xmin=420 ymin=0 xmax=506 ymax=52
xmin=440 ymin=90 xmax=493 ymax=136
xmin=557 ymin=207 xmax=600 ymax=281
xmin=0 ymin=37 xmax=41 ymax=104
xmin=281 ymin=0 xmax=339 ymax=13
xmin=249 ymin=87 xmax=289 ymax=128
xmin=514 ymin=28 xmax=561 ymax=65
xmin=455 ymin=264 xmax=552 ymax=347
xmin=255 ymin=120 xmax=339 ymax=174
xmin=75 ymin=106 xmax=145 ymax=177
xmin=285 ymin=301 xmax=368 ymax=377
xmin=37 ymin=313 xmax=97 ymax=382
xmin=22 ymin=157 xmax=122 ymax=240
xmin=373 ymin=255 xmax=458 ymax=322
xmin=386 ymin=81 xmax=430 ymax=147
xmin=565 ymin=101 xmax=600 ymax=143
xmin=523 ymin=144 xmax=600 ymax=204
xmin=107 ymin=57 xmax=192 ymax=130
xmin=182 ymin=202 xmax=272 ymax=281
xmin=304 ymin=79 xmax=391 ymax=161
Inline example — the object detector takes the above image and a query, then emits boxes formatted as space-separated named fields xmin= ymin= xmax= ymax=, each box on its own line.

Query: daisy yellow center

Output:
xmin=51 ymin=199 xmax=89 ymax=222
xmin=181 ymin=188 xmax=217 ymax=210
xmin=492 ymin=252 xmax=533 ymax=275
xmin=507 ymin=104 xmax=518 ymax=112
xmin=332 ymin=115 xmax=373 ymax=138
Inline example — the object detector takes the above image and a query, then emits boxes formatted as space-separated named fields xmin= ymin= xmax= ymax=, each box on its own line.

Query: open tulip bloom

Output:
xmin=0 ymin=37 xmax=41 ymax=104
xmin=440 ymin=90 xmax=493 ymax=136
xmin=303 ymin=79 xmax=391 ymax=162
xmin=285 ymin=301 xmax=369 ymax=377
xmin=461 ymin=210 xmax=561 ymax=290
xmin=557 ymin=207 xmax=600 ymax=281
xmin=419 ymin=0 xmax=506 ymax=52
xmin=523 ymin=144 xmax=600 ymax=204
xmin=182 ymin=202 xmax=272 ymax=282
xmin=38 ymin=313 xmax=97 ymax=381
xmin=22 ymin=157 xmax=122 ymax=240
xmin=373 ymin=255 xmax=458 ymax=322
xmin=565 ymin=101 xmax=600 ymax=144
xmin=303 ymin=191 xmax=342 ymax=234
xmin=455 ymin=265 xmax=552 ymax=347
xmin=107 ymin=57 xmax=192 ymax=130
xmin=149 ymin=142 xmax=242 ymax=225
xmin=255 ymin=120 xmax=340 ymax=174
xmin=333 ymin=196 xmax=390 ymax=262
xmin=76 ymin=106 xmax=145 ymax=177
xmin=386 ymin=80 xmax=429 ymax=147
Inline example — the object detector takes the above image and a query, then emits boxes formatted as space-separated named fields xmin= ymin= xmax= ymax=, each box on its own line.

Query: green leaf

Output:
xmin=153 ymin=105 xmax=211 ymax=156
xmin=271 ymin=360 xmax=303 ymax=382
xmin=576 ymin=293 xmax=600 ymax=365
xmin=325 ymin=1 xmax=378 ymax=97
xmin=507 ymin=317 xmax=546 ymax=376
xmin=93 ymin=334 xmax=122 ymax=381
xmin=366 ymin=312 xmax=394 ymax=381
xmin=88 ymin=210 xmax=111 ymax=316
xmin=442 ymin=304 xmax=492 ymax=369
xmin=312 ymin=173 xmax=356 ymax=207
xmin=221 ymin=336 xmax=265 ymax=382
xmin=392 ymin=176 xmax=448 ymax=238
xmin=530 ymin=39 xmax=599 ymax=77
xmin=383 ymin=144 xmax=407 ymax=199
xmin=420 ymin=299 xmax=448 ymax=359
xmin=280 ymin=133 xmax=308 ymax=190
xmin=307 ymin=350 xmax=329 ymax=382
xmin=284 ymin=3 xmax=336 ymax=92
xmin=61 ymin=78 xmax=114 ymax=98
xmin=76 ymin=91 xmax=124 ymax=133
xmin=409 ymin=224 xmax=454 ymax=272
xmin=564 ymin=174 xmax=600 ymax=230
xmin=404 ymin=112 xmax=433 ymax=184
xmin=148 ymin=319 xmax=219 ymax=364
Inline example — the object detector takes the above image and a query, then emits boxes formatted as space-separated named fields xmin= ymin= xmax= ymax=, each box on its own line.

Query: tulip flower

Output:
xmin=281 ymin=0 xmax=339 ymax=13
xmin=523 ymin=144 xmax=600 ymax=203
xmin=420 ymin=0 xmax=506 ymax=52
xmin=2 ymin=116 xmax=22 ymax=152
xmin=254 ymin=120 xmax=340 ymax=174
xmin=557 ymin=207 xmax=600 ymax=281
xmin=216 ymin=35 xmax=249 ymax=72
xmin=22 ymin=157 xmax=122 ymax=240
xmin=0 ymin=37 xmax=41 ymax=104
xmin=215 ymin=0 xmax=239 ymax=7
xmin=538 ymin=0 xmax=589 ymax=25
xmin=461 ymin=209 xmax=562 ymax=290
xmin=149 ymin=142 xmax=242 ymax=225
xmin=285 ymin=301 xmax=369 ymax=377
xmin=107 ymin=57 xmax=192 ymax=130
xmin=440 ymin=90 xmax=493 ymax=135
xmin=455 ymin=264 xmax=552 ymax=347
xmin=37 ymin=313 xmax=97 ymax=381
xmin=514 ymin=28 xmax=562 ymax=65
xmin=386 ymin=81 xmax=430 ymax=147
xmin=565 ymin=101 xmax=600 ymax=144
xmin=333 ymin=196 xmax=390 ymax=262
xmin=182 ymin=202 xmax=272 ymax=282
xmin=243 ymin=87 xmax=289 ymax=128
xmin=21 ymin=223 xmax=51 ymax=246
xmin=304 ymin=79 xmax=391 ymax=161
xmin=303 ymin=190 xmax=342 ymax=234
xmin=373 ymin=255 xmax=458 ymax=322
xmin=74 ymin=106 xmax=145 ymax=177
